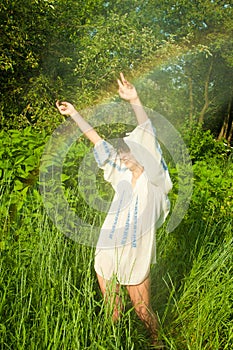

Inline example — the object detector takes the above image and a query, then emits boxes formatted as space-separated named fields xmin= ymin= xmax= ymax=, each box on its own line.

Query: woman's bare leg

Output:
xmin=126 ymin=276 xmax=160 ymax=343
xmin=96 ymin=273 xmax=123 ymax=322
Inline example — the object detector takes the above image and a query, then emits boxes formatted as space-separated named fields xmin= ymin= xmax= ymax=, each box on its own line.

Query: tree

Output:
xmin=0 ymin=0 xmax=232 ymax=142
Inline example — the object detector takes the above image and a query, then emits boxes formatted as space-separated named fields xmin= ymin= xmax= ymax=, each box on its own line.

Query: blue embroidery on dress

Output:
xmin=107 ymin=159 xmax=127 ymax=172
xmin=94 ymin=139 xmax=129 ymax=172
xmin=152 ymin=125 xmax=168 ymax=171
xmin=132 ymin=195 xmax=138 ymax=248
xmin=93 ymin=148 xmax=101 ymax=166
xmin=161 ymin=158 xmax=168 ymax=171
xmin=121 ymin=209 xmax=130 ymax=245
xmin=103 ymin=140 xmax=111 ymax=157
xmin=109 ymin=191 xmax=125 ymax=239
xmin=94 ymin=140 xmax=113 ymax=167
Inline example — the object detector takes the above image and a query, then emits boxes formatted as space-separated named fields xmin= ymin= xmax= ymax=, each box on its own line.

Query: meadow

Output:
xmin=0 ymin=125 xmax=232 ymax=350
xmin=1 ymin=1 xmax=233 ymax=348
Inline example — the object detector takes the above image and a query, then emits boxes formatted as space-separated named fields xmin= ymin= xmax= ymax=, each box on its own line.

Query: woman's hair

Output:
xmin=116 ymin=138 xmax=131 ymax=154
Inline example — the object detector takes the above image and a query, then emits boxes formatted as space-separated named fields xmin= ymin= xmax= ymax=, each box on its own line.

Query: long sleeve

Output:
xmin=93 ymin=139 xmax=127 ymax=187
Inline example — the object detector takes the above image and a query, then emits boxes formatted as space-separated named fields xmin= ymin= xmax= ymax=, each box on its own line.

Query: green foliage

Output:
xmin=0 ymin=0 xmax=56 ymax=121
xmin=0 ymin=126 xmax=48 ymax=239
xmin=0 ymin=0 xmax=163 ymax=127
xmin=151 ymin=0 xmax=233 ymax=37
xmin=178 ymin=123 xmax=233 ymax=226
xmin=1 ymin=1 xmax=233 ymax=348
xmin=0 ymin=127 xmax=46 ymax=184
xmin=0 ymin=203 xmax=154 ymax=349
xmin=1 ymin=0 xmax=232 ymax=133
xmin=170 ymin=228 xmax=232 ymax=349
xmin=1 ymin=162 xmax=232 ymax=349
xmin=0 ymin=119 xmax=232 ymax=349
xmin=190 ymin=157 xmax=233 ymax=226
xmin=182 ymin=122 xmax=230 ymax=161
xmin=138 ymin=46 xmax=233 ymax=137
xmin=0 ymin=0 xmax=54 ymax=72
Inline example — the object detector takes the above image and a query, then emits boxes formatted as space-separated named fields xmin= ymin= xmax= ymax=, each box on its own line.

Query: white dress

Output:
xmin=93 ymin=119 xmax=172 ymax=285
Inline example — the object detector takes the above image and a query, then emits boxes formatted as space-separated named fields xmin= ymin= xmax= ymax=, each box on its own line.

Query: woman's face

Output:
xmin=119 ymin=151 xmax=138 ymax=170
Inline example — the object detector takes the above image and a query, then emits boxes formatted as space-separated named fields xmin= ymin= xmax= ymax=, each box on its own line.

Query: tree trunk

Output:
xmin=218 ymin=94 xmax=233 ymax=144
xmin=218 ymin=110 xmax=230 ymax=141
xmin=199 ymin=60 xmax=213 ymax=124
xmin=188 ymin=76 xmax=194 ymax=122
xmin=227 ymin=120 xmax=233 ymax=144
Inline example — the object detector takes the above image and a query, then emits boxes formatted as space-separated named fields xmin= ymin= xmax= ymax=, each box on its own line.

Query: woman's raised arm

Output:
xmin=56 ymin=101 xmax=102 ymax=145
xmin=117 ymin=72 xmax=148 ymax=125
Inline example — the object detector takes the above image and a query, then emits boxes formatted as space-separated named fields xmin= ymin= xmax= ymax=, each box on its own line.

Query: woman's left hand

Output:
xmin=117 ymin=73 xmax=139 ymax=103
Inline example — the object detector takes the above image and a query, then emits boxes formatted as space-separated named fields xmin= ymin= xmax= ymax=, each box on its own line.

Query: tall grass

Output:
xmin=0 ymin=184 xmax=232 ymax=349
xmin=157 ymin=220 xmax=232 ymax=350
xmin=0 ymin=190 xmax=151 ymax=349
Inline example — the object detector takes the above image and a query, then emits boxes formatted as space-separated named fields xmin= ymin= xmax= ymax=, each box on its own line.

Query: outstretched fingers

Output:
xmin=120 ymin=72 xmax=127 ymax=84
xmin=118 ymin=72 xmax=133 ymax=89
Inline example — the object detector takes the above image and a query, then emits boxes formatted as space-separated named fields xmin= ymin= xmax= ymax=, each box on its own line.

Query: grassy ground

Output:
xmin=0 ymin=186 xmax=232 ymax=349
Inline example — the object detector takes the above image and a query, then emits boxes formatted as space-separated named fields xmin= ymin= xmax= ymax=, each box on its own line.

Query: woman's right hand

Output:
xmin=56 ymin=101 xmax=77 ymax=117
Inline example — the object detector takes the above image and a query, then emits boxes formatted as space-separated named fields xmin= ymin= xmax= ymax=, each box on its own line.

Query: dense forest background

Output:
xmin=1 ymin=0 xmax=233 ymax=137
xmin=0 ymin=1 xmax=232 ymax=349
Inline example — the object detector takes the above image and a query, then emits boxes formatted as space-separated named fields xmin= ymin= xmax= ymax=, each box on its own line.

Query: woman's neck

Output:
xmin=131 ymin=164 xmax=144 ymax=179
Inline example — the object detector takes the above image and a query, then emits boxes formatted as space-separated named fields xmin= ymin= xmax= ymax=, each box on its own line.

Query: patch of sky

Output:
xmin=89 ymin=28 xmax=98 ymax=38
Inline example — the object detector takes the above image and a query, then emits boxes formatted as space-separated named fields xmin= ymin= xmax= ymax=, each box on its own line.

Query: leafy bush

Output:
xmin=0 ymin=126 xmax=48 ymax=243
xmin=182 ymin=121 xmax=230 ymax=162
xmin=0 ymin=119 xmax=232 ymax=349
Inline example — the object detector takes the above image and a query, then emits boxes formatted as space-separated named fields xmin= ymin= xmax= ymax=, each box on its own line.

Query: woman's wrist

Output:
xmin=70 ymin=110 xmax=80 ymax=118
xmin=129 ymin=96 xmax=141 ymax=105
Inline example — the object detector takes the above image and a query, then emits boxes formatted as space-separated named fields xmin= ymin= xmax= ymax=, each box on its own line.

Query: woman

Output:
xmin=56 ymin=73 xmax=172 ymax=346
